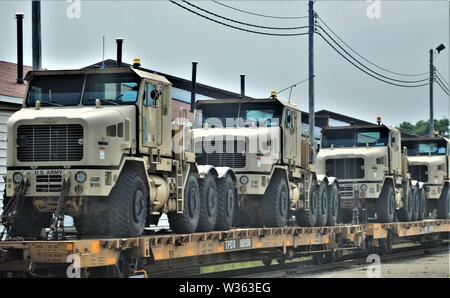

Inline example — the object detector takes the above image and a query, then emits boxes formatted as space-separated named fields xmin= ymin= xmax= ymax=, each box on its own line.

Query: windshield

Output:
xmin=322 ymin=128 xmax=389 ymax=148
xmin=82 ymin=73 xmax=140 ymax=105
xmin=195 ymin=101 xmax=282 ymax=128
xmin=26 ymin=74 xmax=84 ymax=107
xmin=404 ymin=140 xmax=447 ymax=156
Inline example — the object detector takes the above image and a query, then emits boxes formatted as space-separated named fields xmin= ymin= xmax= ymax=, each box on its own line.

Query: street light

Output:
xmin=429 ymin=44 xmax=446 ymax=136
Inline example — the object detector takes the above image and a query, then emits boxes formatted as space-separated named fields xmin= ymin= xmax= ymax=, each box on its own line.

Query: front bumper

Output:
xmin=235 ymin=173 xmax=271 ymax=196
xmin=338 ymin=181 xmax=383 ymax=208
xmin=5 ymin=168 xmax=120 ymax=198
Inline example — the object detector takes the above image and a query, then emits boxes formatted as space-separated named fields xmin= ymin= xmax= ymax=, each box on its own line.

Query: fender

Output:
xmin=214 ymin=166 xmax=237 ymax=181
xmin=196 ymin=165 xmax=219 ymax=179
xmin=317 ymin=174 xmax=335 ymax=185
xmin=411 ymin=180 xmax=424 ymax=189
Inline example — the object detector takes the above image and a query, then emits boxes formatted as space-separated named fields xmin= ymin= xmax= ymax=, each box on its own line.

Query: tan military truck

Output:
xmin=1 ymin=63 xmax=236 ymax=239
xmin=192 ymin=95 xmax=340 ymax=228
xmin=403 ymin=136 xmax=450 ymax=219
xmin=316 ymin=124 xmax=422 ymax=223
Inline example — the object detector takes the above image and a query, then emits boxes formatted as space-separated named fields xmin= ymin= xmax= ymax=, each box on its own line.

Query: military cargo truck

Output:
xmin=403 ymin=136 xmax=450 ymax=219
xmin=1 ymin=63 xmax=236 ymax=239
xmin=192 ymin=95 xmax=339 ymax=228
xmin=316 ymin=124 xmax=422 ymax=223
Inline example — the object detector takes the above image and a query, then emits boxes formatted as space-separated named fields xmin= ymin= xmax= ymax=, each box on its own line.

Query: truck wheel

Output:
xmin=168 ymin=173 xmax=200 ymax=234
xmin=417 ymin=188 xmax=426 ymax=220
xmin=197 ymin=175 xmax=218 ymax=232
xmin=377 ymin=184 xmax=395 ymax=223
xmin=437 ymin=186 xmax=450 ymax=219
xmin=327 ymin=183 xmax=340 ymax=226
xmin=74 ymin=214 xmax=109 ymax=236
xmin=296 ymin=183 xmax=319 ymax=227
xmin=9 ymin=199 xmax=51 ymax=238
xmin=411 ymin=188 xmax=420 ymax=221
xmin=262 ymin=176 xmax=289 ymax=227
xmin=397 ymin=185 xmax=413 ymax=222
xmin=215 ymin=175 xmax=235 ymax=231
xmin=316 ymin=182 xmax=328 ymax=227
xmin=107 ymin=170 xmax=148 ymax=237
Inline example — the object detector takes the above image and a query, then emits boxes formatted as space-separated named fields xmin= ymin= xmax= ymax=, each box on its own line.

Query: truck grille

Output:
xmin=35 ymin=174 xmax=63 ymax=193
xmin=196 ymin=140 xmax=246 ymax=168
xmin=17 ymin=124 xmax=83 ymax=162
xmin=410 ymin=165 xmax=428 ymax=182
xmin=339 ymin=184 xmax=354 ymax=199
xmin=326 ymin=158 xmax=364 ymax=179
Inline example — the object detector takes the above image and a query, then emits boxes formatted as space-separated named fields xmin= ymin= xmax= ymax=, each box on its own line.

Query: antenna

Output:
xmin=101 ymin=35 xmax=105 ymax=69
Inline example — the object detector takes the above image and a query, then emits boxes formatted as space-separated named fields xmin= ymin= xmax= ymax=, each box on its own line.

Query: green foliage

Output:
xmin=398 ymin=118 xmax=449 ymax=137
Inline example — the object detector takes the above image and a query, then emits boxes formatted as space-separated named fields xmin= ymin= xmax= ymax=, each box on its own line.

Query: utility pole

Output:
xmin=308 ymin=0 xmax=315 ymax=162
xmin=32 ymin=0 xmax=42 ymax=70
xmin=429 ymin=49 xmax=434 ymax=136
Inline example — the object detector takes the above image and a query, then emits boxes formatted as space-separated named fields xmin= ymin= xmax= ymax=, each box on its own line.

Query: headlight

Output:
xmin=239 ymin=175 xmax=249 ymax=185
xmin=13 ymin=172 xmax=23 ymax=184
xmin=75 ymin=171 xmax=87 ymax=183
xmin=360 ymin=184 xmax=368 ymax=191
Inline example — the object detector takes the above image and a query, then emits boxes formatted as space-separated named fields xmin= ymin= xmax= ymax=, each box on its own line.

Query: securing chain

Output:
xmin=0 ymin=180 xmax=30 ymax=240
xmin=47 ymin=178 xmax=71 ymax=240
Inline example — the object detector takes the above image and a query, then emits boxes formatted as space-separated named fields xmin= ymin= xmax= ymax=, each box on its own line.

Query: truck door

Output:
xmin=283 ymin=108 xmax=298 ymax=165
xmin=389 ymin=131 xmax=401 ymax=175
xmin=142 ymin=81 xmax=162 ymax=148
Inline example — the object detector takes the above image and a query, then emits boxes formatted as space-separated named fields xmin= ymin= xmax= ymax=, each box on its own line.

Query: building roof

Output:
xmin=0 ymin=60 xmax=31 ymax=100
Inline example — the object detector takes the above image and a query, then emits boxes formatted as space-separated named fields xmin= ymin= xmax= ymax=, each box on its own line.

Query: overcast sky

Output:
xmin=0 ymin=0 xmax=449 ymax=126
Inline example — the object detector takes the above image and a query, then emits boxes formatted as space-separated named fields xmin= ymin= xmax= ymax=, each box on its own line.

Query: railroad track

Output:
xmin=194 ymin=243 xmax=449 ymax=278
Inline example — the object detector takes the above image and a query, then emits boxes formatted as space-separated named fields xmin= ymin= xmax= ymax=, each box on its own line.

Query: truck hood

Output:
xmin=317 ymin=146 xmax=387 ymax=160
xmin=406 ymin=155 xmax=446 ymax=166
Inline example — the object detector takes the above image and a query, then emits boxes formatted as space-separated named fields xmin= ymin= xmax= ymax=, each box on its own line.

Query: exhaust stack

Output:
xmin=240 ymin=74 xmax=245 ymax=97
xmin=190 ymin=61 xmax=198 ymax=112
xmin=32 ymin=1 xmax=42 ymax=70
xmin=16 ymin=13 xmax=24 ymax=84
xmin=116 ymin=38 xmax=123 ymax=67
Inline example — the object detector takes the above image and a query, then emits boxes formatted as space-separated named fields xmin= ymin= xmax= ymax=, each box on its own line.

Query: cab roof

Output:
xmin=322 ymin=124 xmax=398 ymax=133
xmin=403 ymin=136 xmax=450 ymax=143
xmin=195 ymin=97 xmax=302 ymax=113
xmin=24 ymin=67 xmax=172 ymax=85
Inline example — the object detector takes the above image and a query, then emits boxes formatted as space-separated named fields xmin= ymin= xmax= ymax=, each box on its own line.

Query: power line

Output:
xmin=316 ymin=31 xmax=429 ymax=88
xmin=182 ymin=1 xmax=308 ymax=30
xmin=436 ymin=76 xmax=450 ymax=93
xmin=211 ymin=0 xmax=309 ymax=20
xmin=277 ymin=76 xmax=315 ymax=94
xmin=317 ymin=15 xmax=429 ymax=78
xmin=316 ymin=25 xmax=429 ymax=84
xmin=436 ymin=79 xmax=450 ymax=95
xmin=169 ymin=1 xmax=308 ymax=37
xmin=436 ymin=69 xmax=449 ymax=86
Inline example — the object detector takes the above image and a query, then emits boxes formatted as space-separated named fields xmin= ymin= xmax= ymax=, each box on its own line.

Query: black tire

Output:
xmin=417 ymin=188 xmax=426 ymax=220
xmin=316 ymin=182 xmax=328 ymax=227
xmin=377 ymin=183 xmax=395 ymax=223
xmin=9 ymin=199 xmax=51 ymax=238
xmin=411 ymin=188 xmax=420 ymax=221
xmin=107 ymin=170 xmax=148 ymax=237
xmin=327 ymin=183 xmax=340 ymax=226
xmin=74 ymin=214 xmax=109 ymax=236
xmin=397 ymin=184 xmax=413 ymax=222
xmin=215 ymin=175 xmax=236 ymax=231
xmin=197 ymin=175 xmax=218 ymax=232
xmin=262 ymin=259 xmax=272 ymax=267
xmin=437 ymin=186 xmax=450 ymax=219
xmin=262 ymin=176 xmax=289 ymax=227
xmin=168 ymin=173 xmax=200 ymax=234
xmin=296 ymin=181 xmax=319 ymax=227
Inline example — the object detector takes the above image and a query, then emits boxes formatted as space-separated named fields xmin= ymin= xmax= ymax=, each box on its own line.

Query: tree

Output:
xmin=397 ymin=117 xmax=449 ymax=137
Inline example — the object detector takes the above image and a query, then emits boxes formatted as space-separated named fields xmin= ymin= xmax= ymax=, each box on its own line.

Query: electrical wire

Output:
xmin=317 ymin=15 xmax=429 ymax=78
xmin=211 ymin=0 xmax=309 ymax=20
xmin=436 ymin=79 xmax=450 ymax=95
xmin=436 ymin=69 xmax=449 ymax=86
xmin=277 ymin=76 xmax=314 ymax=94
xmin=316 ymin=31 xmax=429 ymax=88
xmin=169 ymin=1 xmax=308 ymax=37
xmin=316 ymin=25 xmax=429 ymax=84
xmin=436 ymin=76 xmax=450 ymax=93
xmin=182 ymin=1 xmax=308 ymax=30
